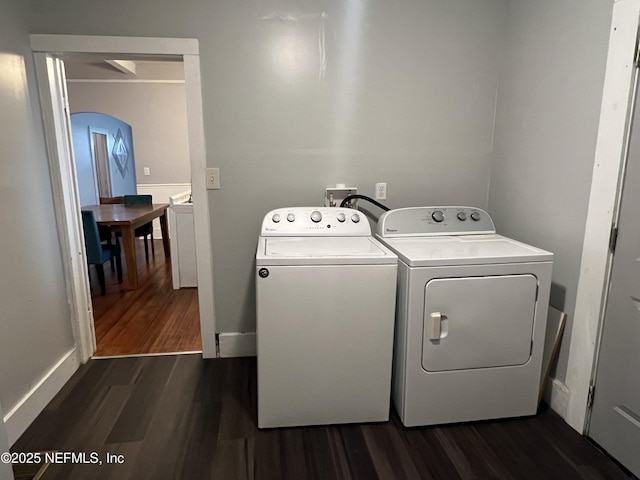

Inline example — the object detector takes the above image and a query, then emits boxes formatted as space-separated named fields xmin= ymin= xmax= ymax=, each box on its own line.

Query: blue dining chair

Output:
xmin=124 ymin=194 xmax=155 ymax=262
xmin=81 ymin=210 xmax=123 ymax=295
xmin=99 ymin=196 xmax=124 ymax=269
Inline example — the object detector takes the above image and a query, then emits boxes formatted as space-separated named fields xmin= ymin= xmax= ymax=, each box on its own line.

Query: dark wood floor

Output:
xmin=90 ymin=239 xmax=201 ymax=356
xmin=12 ymin=355 xmax=634 ymax=480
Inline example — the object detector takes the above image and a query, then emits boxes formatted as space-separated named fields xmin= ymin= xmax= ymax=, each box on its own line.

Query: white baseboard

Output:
xmin=136 ymin=183 xmax=191 ymax=239
xmin=218 ymin=332 xmax=256 ymax=358
xmin=544 ymin=376 xmax=571 ymax=420
xmin=3 ymin=348 xmax=80 ymax=446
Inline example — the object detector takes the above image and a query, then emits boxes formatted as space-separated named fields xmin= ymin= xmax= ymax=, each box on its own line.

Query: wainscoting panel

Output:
xmin=136 ymin=183 xmax=191 ymax=238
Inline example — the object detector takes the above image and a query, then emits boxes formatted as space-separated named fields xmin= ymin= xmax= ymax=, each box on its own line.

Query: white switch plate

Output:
xmin=206 ymin=168 xmax=221 ymax=189
xmin=375 ymin=182 xmax=387 ymax=200
xmin=143 ymin=167 xmax=150 ymax=176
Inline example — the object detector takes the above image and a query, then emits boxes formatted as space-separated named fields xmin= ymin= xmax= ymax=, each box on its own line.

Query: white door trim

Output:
xmin=31 ymin=34 xmax=199 ymax=56
xmin=563 ymin=0 xmax=640 ymax=433
xmin=31 ymin=35 xmax=217 ymax=359
xmin=33 ymin=53 xmax=96 ymax=361
xmin=183 ymin=53 xmax=217 ymax=355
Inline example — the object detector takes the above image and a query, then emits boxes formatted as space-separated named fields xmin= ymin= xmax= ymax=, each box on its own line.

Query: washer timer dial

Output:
xmin=431 ymin=210 xmax=444 ymax=223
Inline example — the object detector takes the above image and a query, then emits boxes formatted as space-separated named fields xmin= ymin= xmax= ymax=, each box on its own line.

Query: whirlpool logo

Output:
xmin=258 ymin=268 xmax=269 ymax=278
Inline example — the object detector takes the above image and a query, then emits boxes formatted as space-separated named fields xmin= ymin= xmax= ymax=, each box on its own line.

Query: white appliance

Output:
xmin=376 ymin=206 xmax=553 ymax=427
xmin=169 ymin=191 xmax=197 ymax=289
xmin=256 ymin=207 xmax=398 ymax=428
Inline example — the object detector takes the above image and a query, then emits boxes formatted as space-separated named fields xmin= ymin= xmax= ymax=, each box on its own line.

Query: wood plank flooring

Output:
xmin=89 ymin=239 xmax=201 ymax=356
xmin=12 ymin=355 xmax=635 ymax=480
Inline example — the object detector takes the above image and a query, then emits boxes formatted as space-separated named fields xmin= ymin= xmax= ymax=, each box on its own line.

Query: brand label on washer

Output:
xmin=258 ymin=268 xmax=269 ymax=278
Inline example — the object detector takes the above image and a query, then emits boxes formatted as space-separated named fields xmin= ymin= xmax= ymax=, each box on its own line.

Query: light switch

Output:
xmin=206 ymin=168 xmax=221 ymax=189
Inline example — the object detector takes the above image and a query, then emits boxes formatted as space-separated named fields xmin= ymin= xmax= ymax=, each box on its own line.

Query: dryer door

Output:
xmin=422 ymin=274 xmax=537 ymax=372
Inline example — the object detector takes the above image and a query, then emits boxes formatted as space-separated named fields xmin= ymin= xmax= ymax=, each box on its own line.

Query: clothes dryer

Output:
xmin=376 ymin=206 xmax=553 ymax=427
xmin=256 ymin=207 xmax=398 ymax=428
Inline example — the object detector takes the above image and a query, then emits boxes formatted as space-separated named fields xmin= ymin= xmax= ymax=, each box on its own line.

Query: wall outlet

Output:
xmin=375 ymin=182 xmax=387 ymax=200
xmin=143 ymin=167 xmax=150 ymax=176
xmin=206 ymin=168 xmax=221 ymax=190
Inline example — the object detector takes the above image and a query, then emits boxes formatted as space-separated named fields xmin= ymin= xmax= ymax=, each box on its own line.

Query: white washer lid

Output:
xmin=378 ymin=234 xmax=553 ymax=267
xmin=256 ymin=236 xmax=397 ymax=265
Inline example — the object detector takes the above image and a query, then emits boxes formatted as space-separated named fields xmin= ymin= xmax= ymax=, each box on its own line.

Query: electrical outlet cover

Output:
xmin=375 ymin=182 xmax=387 ymax=200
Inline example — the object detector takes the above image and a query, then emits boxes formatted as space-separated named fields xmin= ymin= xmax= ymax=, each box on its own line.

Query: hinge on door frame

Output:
xmin=587 ymin=384 xmax=596 ymax=410
xmin=609 ymin=225 xmax=619 ymax=253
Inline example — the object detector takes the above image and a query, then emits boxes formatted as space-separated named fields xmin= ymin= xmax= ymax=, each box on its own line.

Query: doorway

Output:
xmin=90 ymin=130 xmax=112 ymax=198
xmin=31 ymin=35 xmax=217 ymax=360
xmin=66 ymin=57 xmax=198 ymax=356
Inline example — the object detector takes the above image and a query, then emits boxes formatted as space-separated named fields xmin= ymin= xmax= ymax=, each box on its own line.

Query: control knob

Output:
xmin=432 ymin=210 xmax=444 ymax=223
xmin=310 ymin=210 xmax=322 ymax=223
xmin=337 ymin=213 xmax=346 ymax=223
xmin=470 ymin=211 xmax=481 ymax=221
xmin=287 ymin=213 xmax=296 ymax=222
xmin=272 ymin=213 xmax=281 ymax=223
xmin=351 ymin=214 xmax=360 ymax=223
xmin=457 ymin=212 xmax=467 ymax=221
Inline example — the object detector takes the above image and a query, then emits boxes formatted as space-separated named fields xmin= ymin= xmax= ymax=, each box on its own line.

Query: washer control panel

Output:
xmin=261 ymin=207 xmax=371 ymax=236
xmin=377 ymin=206 xmax=495 ymax=237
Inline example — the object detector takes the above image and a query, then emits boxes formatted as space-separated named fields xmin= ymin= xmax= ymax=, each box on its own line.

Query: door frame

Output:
xmin=31 ymin=34 xmax=217 ymax=360
xmin=89 ymin=127 xmax=112 ymax=199
xmin=561 ymin=0 xmax=640 ymax=433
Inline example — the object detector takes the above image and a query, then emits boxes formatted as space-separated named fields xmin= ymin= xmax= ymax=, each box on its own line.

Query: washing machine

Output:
xmin=256 ymin=207 xmax=398 ymax=428
xmin=376 ymin=206 xmax=553 ymax=427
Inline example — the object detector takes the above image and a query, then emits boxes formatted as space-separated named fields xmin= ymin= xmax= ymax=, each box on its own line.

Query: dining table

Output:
xmin=83 ymin=203 xmax=171 ymax=289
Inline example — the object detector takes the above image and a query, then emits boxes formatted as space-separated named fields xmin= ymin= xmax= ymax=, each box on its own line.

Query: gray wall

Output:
xmin=0 ymin=0 xmax=76 ymax=417
xmin=68 ymin=81 xmax=190 ymax=185
xmin=33 ymin=0 xmax=507 ymax=333
xmin=488 ymin=0 xmax=613 ymax=382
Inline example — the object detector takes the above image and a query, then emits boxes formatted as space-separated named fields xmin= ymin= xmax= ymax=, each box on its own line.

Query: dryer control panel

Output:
xmin=261 ymin=207 xmax=372 ymax=236
xmin=377 ymin=206 xmax=496 ymax=237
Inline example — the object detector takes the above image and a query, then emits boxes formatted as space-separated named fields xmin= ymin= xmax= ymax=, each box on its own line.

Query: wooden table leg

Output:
xmin=120 ymin=225 xmax=139 ymax=289
xmin=159 ymin=210 xmax=171 ymax=258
